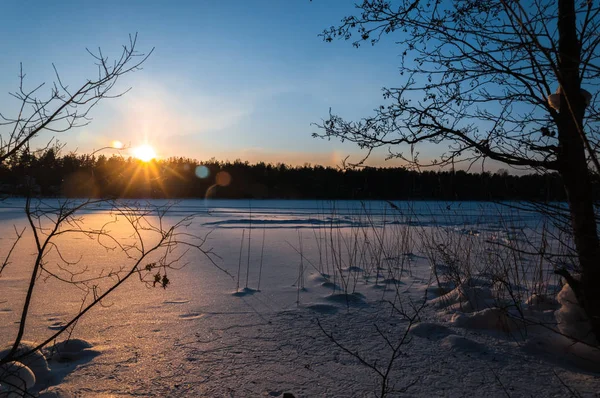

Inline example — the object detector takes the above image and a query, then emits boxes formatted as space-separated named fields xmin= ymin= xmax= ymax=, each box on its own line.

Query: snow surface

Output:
xmin=0 ymin=199 xmax=598 ymax=397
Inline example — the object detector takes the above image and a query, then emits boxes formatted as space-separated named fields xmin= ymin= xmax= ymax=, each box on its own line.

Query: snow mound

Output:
xmin=48 ymin=321 xmax=65 ymax=331
xmin=321 ymin=281 xmax=340 ymax=290
xmin=163 ymin=299 xmax=190 ymax=304
xmin=554 ymin=283 xmax=598 ymax=346
xmin=524 ymin=293 xmax=559 ymax=312
xmin=306 ymin=304 xmax=339 ymax=314
xmin=0 ymin=361 xmax=36 ymax=395
xmin=381 ymin=278 xmax=404 ymax=285
xmin=0 ymin=341 xmax=51 ymax=382
xmin=410 ymin=322 xmax=455 ymax=340
xmin=232 ymin=287 xmax=258 ymax=297
xmin=451 ymin=308 xmax=525 ymax=332
xmin=427 ymin=283 xmax=455 ymax=298
xmin=325 ymin=292 xmax=367 ymax=306
xmin=179 ymin=312 xmax=205 ymax=320
xmin=45 ymin=339 xmax=97 ymax=362
xmin=430 ymin=278 xmax=495 ymax=313
xmin=309 ymin=273 xmax=330 ymax=283
xmin=440 ymin=335 xmax=487 ymax=354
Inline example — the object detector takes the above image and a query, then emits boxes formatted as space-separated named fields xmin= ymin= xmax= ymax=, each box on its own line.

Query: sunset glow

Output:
xmin=132 ymin=144 xmax=157 ymax=162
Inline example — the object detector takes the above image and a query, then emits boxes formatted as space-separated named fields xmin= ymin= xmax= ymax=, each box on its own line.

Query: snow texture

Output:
xmin=0 ymin=199 xmax=598 ymax=397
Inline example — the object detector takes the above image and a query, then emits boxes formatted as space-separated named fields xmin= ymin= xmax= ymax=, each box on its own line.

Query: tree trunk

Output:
xmin=557 ymin=0 xmax=600 ymax=343
xmin=560 ymin=139 xmax=600 ymax=343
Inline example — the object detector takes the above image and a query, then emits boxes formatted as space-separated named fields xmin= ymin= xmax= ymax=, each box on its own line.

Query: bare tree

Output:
xmin=316 ymin=0 xmax=600 ymax=342
xmin=0 ymin=199 xmax=219 ymax=367
xmin=0 ymin=33 xmax=151 ymax=163
xmin=0 ymin=36 xmax=221 ymax=396
xmin=317 ymin=299 xmax=423 ymax=397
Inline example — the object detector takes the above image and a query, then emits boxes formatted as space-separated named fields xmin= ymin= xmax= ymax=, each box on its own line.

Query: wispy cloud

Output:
xmin=99 ymin=79 xmax=255 ymax=149
xmin=199 ymin=147 xmax=408 ymax=168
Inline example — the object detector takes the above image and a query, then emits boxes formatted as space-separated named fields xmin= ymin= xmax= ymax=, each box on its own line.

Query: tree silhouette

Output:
xmin=0 ymin=151 xmax=576 ymax=201
xmin=0 ymin=37 xmax=218 ymax=396
xmin=317 ymin=0 xmax=600 ymax=341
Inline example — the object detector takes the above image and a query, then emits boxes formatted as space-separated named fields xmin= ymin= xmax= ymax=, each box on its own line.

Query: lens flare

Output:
xmin=195 ymin=165 xmax=210 ymax=179
xmin=216 ymin=171 xmax=232 ymax=186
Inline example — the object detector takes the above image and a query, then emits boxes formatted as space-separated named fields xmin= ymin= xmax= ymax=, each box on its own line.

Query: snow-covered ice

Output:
xmin=0 ymin=199 xmax=598 ymax=397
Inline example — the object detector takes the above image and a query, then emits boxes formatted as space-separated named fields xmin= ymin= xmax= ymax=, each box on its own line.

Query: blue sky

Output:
xmin=0 ymin=0 xmax=432 ymax=167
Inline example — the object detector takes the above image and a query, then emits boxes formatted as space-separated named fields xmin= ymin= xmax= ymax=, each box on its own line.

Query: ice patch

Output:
xmin=203 ymin=217 xmax=358 ymax=229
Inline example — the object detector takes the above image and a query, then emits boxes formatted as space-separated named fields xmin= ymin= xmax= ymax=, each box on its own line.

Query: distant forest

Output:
xmin=0 ymin=149 xmax=593 ymax=201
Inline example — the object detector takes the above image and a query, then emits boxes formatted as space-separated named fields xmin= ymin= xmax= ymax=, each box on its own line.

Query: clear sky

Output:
xmin=0 ymin=0 xmax=438 ymax=168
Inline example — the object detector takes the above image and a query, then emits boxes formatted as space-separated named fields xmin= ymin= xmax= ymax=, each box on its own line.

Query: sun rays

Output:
xmin=132 ymin=144 xmax=157 ymax=162
xmin=117 ymin=143 xmax=165 ymax=197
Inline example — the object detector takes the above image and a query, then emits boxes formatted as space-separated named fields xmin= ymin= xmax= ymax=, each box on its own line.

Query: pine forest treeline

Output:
xmin=0 ymin=149 xmax=589 ymax=201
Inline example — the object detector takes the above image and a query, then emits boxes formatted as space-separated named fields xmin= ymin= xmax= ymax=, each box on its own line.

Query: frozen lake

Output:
xmin=0 ymin=198 xmax=551 ymax=228
xmin=0 ymin=198 xmax=597 ymax=397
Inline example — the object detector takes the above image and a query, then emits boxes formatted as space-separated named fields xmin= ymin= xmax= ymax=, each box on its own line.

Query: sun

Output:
xmin=132 ymin=144 xmax=157 ymax=162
